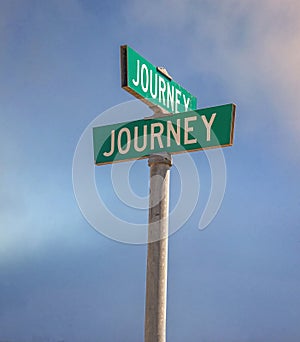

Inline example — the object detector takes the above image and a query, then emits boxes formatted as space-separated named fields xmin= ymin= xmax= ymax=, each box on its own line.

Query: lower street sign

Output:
xmin=93 ymin=103 xmax=235 ymax=165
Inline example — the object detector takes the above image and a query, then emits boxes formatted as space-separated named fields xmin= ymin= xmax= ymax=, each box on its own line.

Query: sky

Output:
xmin=1 ymin=0 xmax=300 ymax=341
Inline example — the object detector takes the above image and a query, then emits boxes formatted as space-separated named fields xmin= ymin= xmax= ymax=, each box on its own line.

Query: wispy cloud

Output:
xmin=127 ymin=0 xmax=300 ymax=149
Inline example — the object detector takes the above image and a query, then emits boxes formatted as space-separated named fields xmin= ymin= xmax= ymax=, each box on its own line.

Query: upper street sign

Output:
xmin=93 ymin=103 xmax=235 ymax=165
xmin=121 ymin=45 xmax=197 ymax=113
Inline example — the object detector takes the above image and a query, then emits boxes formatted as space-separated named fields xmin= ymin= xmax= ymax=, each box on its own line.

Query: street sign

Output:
xmin=93 ymin=103 xmax=235 ymax=165
xmin=120 ymin=45 xmax=197 ymax=113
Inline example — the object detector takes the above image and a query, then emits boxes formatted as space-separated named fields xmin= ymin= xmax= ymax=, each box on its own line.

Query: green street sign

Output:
xmin=93 ymin=103 xmax=235 ymax=165
xmin=121 ymin=45 xmax=197 ymax=113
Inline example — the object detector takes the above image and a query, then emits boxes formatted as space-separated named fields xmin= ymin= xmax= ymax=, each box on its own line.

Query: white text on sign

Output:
xmin=103 ymin=114 xmax=216 ymax=157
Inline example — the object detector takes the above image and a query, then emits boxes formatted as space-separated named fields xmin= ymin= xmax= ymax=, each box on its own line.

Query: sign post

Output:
xmin=93 ymin=45 xmax=235 ymax=342
xmin=145 ymin=152 xmax=172 ymax=342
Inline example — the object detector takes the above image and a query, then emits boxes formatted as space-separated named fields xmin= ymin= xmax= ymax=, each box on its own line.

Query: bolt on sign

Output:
xmin=120 ymin=45 xmax=197 ymax=113
xmin=93 ymin=104 xmax=235 ymax=165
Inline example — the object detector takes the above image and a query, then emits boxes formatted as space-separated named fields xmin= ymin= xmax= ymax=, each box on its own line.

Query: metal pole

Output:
xmin=144 ymin=152 xmax=172 ymax=342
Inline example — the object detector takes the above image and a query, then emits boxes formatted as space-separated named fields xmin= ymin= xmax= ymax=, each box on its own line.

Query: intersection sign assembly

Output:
xmin=91 ymin=44 xmax=236 ymax=342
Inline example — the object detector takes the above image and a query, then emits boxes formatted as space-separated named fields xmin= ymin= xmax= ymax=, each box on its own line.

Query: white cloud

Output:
xmin=127 ymin=0 xmax=300 ymax=150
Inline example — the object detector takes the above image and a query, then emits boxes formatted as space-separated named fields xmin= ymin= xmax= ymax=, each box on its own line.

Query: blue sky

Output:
xmin=1 ymin=0 xmax=300 ymax=341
